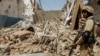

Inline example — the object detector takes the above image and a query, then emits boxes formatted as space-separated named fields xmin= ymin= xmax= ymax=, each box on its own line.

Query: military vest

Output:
xmin=79 ymin=16 xmax=94 ymax=37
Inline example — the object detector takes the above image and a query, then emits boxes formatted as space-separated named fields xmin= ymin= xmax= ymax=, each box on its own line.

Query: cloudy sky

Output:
xmin=36 ymin=0 xmax=88 ymax=11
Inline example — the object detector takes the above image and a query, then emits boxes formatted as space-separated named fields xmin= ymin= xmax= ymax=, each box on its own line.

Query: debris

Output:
xmin=0 ymin=0 xmax=99 ymax=56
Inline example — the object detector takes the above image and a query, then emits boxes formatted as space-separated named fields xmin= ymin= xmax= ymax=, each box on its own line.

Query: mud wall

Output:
xmin=0 ymin=0 xmax=25 ymax=18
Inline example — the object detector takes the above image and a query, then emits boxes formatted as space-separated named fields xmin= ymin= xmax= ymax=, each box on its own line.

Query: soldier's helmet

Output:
xmin=82 ymin=6 xmax=94 ymax=14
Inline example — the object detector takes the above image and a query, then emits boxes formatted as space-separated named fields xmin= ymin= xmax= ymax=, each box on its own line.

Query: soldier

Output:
xmin=96 ymin=21 xmax=100 ymax=37
xmin=72 ymin=6 xmax=95 ymax=56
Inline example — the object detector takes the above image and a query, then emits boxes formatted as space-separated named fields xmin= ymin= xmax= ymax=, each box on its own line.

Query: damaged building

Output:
xmin=0 ymin=0 xmax=41 ymax=27
xmin=0 ymin=0 xmax=99 ymax=56
xmin=88 ymin=0 xmax=100 ymax=22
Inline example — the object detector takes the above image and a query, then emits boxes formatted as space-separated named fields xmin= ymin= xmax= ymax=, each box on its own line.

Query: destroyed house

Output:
xmin=0 ymin=0 xmax=40 ymax=27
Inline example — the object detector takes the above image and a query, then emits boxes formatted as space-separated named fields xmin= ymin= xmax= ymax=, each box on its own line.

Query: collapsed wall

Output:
xmin=0 ymin=0 xmax=38 ymax=27
xmin=0 ymin=0 xmax=25 ymax=18
xmin=88 ymin=0 xmax=100 ymax=21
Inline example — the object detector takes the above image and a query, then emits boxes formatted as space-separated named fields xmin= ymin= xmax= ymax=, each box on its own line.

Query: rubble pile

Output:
xmin=0 ymin=0 xmax=99 ymax=56
xmin=0 ymin=20 xmax=75 ymax=55
xmin=0 ymin=20 xmax=100 ymax=56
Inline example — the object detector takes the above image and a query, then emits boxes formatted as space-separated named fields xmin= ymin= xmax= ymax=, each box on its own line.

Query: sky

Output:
xmin=36 ymin=0 xmax=88 ymax=11
xmin=84 ymin=0 xmax=88 ymax=4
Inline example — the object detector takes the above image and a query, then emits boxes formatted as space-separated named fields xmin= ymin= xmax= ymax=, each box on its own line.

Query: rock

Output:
xmin=0 ymin=44 xmax=9 ymax=49
xmin=23 ymin=47 xmax=31 ymax=53
xmin=13 ymin=30 xmax=32 ymax=41
xmin=93 ymin=45 xmax=100 ymax=53
xmin=95 ymin=50 xmax=100 ymax=56
xmin=60 ymin=50 xmax=69 ymax=56
xmin=3 ymin=47 xmax=11 ymax=55
xmin=66 ymin=25 xmax=71 ymax=29
xmin=13 ymin=30 xmax=31 ymax=36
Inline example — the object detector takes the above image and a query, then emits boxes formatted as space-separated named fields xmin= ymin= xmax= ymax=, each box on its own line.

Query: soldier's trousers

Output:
xmin=80 ymin=44 xmax=94 ymax=56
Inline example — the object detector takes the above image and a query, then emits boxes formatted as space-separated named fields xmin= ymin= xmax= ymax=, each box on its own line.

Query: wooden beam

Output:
xmin=71 ymin=0 xmax=80 ymax=31
xmin=71 ymin=0 xmax=83 ymax=31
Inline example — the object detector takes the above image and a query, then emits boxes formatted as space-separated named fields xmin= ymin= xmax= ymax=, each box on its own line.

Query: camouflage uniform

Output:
xmin=76 ymin=6 xmax=95 ymax=56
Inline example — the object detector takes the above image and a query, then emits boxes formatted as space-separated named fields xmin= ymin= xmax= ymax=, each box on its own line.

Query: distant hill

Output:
xmin=34 ymin=10 xmax=62 ymax=23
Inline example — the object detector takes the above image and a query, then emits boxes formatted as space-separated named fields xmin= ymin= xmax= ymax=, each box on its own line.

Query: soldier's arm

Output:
xmin=75 ymin=19 xmax=94 ymax=45
xmin=84 ymin=19 xmax=94 ymax=31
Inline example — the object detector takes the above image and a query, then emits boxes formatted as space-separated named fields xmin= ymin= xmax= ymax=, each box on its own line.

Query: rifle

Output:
xmin=68 ymin=31 xmax=82 ymax=56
